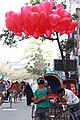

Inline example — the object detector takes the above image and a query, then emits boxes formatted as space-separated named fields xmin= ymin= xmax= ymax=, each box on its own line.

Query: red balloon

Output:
xmin=49 ymin=14 xmax=61 ymax=26
xmin=52 ymin=25 xmax=60 ymax=32
xmin=49 ymin=1 xmax=55 ymax=10
xmin=21 ymin=6 xmax=32 ymax=25
xmin=46 ymin=30 xmax=52 ymax=38
xmin=13 ymin=12 xmax=22 ymax=26
xmin=39 ymin=11 xmax=47 ymax=25
xmin=50 ymin=10 xmax=58 ymax=15
xmin=24 ymin=22 xmax=35 ymax=35
xmin=60 ymin=30 xmax=66 ymax=34
xmin=67 ymin=21 xmax=78 ymax=30
xmin=33 ymin=30 xmax=39 ymax=39
xmin=56 ymin=7 xmax=63 ymax=14
xmin=40 ymin=1 xmax=50 ymax=13
xmin=58 ymin=18 xmax=71 ymax=28
xmin=24 ymin=30 xmax=30 ymax=36
xmin=56 ymin=4 xmax=64 ymax=9
xmin=37 ymin=25 xmax=46 ymax=35
xmin=21 ymin=6 xmax=32 ymax=15
xmin=15 ymin=32 xmax=22 ymax=36
xmin=32 ymin=4 xmax=41 ymax=13
xmin=66 ymin=29 xmax=75 ymax=34
xmin=27 ymin=12 xmax=40 ymax=25
xmin=5 ymin=11 xmax=14 ymax=18
xmin=58 ymin=18 xmax=73 ymax=34
xmin=5 ymin=18 xmax=17 ymax=32
xmin=58 ymin=9 xmax=70 ymax=18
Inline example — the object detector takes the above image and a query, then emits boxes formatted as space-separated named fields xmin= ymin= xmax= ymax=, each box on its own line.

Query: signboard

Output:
xmin=54 ymin=59 xmax=77 ymax=71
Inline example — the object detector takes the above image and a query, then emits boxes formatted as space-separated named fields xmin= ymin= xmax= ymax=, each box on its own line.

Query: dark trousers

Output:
xmin=35 ymin=108 xmax=50 ymax=120
xmin=26 ymin=94 xmax=32 ymax=105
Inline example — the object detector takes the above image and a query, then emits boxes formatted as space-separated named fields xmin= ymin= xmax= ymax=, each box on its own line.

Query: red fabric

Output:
xmin=11 ymin=83 xmax=20 ymax=92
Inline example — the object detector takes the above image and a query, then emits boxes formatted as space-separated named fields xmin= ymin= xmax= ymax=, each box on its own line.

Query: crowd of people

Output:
xmin=0 ymin=78 xmax=34 ymax=107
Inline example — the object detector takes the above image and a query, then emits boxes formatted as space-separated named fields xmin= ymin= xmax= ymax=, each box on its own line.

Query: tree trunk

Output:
xmin=56 ymin=33 xmax=69 ymax=79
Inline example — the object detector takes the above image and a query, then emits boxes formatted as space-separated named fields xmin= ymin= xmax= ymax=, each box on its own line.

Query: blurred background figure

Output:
xmin=5 ymin=80 xmax=11 ymax=99
xmin=0 ymin=78 xmax=6 ymax=108
xmin=24 ymin=82 xmax=34 ymax=106
xmin=11 ymin=81 xmax=20 ymax=102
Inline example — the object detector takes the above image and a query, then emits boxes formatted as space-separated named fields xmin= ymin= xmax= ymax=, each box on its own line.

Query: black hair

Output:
xmin=37 ymin=77 xmax=42 ymax=82
xmin=37 ymin=79 xmax=45 ymax=85
xmin=57 ymin=87 xmax=65 ymax=94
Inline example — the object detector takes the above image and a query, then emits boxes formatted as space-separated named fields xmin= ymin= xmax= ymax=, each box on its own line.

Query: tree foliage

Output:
xmin=0 ymin=29 xmax=30 ymax=47
xmin=22 ymin=40 xmax=52 ymax=76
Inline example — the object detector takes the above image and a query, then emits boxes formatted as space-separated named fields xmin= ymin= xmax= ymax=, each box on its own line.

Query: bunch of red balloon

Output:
xmin=5 ymin=1 xmax=78 ymax=39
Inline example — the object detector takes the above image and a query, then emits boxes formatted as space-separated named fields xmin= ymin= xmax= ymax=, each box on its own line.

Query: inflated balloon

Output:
xmin=58 ymin=18 xmax=71 ymax=32
xmin=52 ymin=25 xmax=60 ymax=32
xmin=49 ymin=14 xmax=61 ymax=26
xmin=33 ymin=30 xmax=39 ymax=39
xmin=66 ymin=29 xmax=75 ymax=34
xmin=58 ymin=9 xmax=70 ymax=18
xmin=24 ymin=30 xmax=30 ymax=36
xmin=15 ymin=32 xmax=22 ymax=36
xmin=32 ymin=4 xmax=41 ymax=13
xmin=37 ymin=24 xmax=46 ymax=35
xmin=40 ymin=1 xmax=50 ymax=13
xmin=45 ymin=20 xmax=52 ymax=30
xmin=60 ymin=30 xmax=66 ymax=34
xmin=46 ymin=29 xmax=52 ymax=38
xmin=56 ymin=4 xmax=64 ymax=9
xmin=5 ymin=11 xmax=23 ymax=36
xmin=5 ymin=1 xmax=78 ymax=38
xmin=39 ymin=11 xmax=47 ymax=25
xmin=49 ymin=1 xmax=55 ymax=10
xmin=21 ymin=6 xmax=32 ymax=25
xmin=24 ymin=22 xmax=35 ymax=35
xmin=5 ymin=17 xmax=16 ymax=32
xmin=50 ymin=10 xmax=58 ymax=15
xmin=27 ymin=12 xmax=39 ymax=25
xmin=67 ymin=21 xmax=78 ymax=30
xmin=5 ymin=11 xmax=14 ymax=18
xmin=13 ymin=12 xmax=22 ymax=26
xmin=56 ymin=4 xmax=64 ymax=13
xmin=21 ymin=6 xmax=32 ymax=15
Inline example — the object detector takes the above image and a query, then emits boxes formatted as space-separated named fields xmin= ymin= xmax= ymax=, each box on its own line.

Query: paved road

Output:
xmin=0 ymin=97 xmax=32 ymax=120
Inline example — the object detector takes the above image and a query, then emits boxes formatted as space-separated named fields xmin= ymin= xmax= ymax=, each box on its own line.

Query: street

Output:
xmin=0 ymin=97 xmax=32 ymax=120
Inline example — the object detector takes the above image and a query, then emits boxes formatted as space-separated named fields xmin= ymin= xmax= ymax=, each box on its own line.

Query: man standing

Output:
xmin=33 ymin=77 xmax=52 ymax=120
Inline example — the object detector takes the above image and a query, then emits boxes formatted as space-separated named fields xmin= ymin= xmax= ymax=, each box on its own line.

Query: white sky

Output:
xmin=0 ymin=0 xmax=58 ymax=63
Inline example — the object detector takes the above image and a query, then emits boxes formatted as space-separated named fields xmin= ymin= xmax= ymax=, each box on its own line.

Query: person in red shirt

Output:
xmin=11 ymin=81 xmax=20 ymax=102
xmin=11 ymin=81 xmax=20 ymax=93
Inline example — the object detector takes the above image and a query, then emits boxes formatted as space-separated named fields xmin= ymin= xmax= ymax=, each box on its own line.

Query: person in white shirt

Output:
xmin=57 ymin=87 xmax=80 ymax=120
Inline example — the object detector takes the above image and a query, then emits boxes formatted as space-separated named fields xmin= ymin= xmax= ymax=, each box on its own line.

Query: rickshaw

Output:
xmin=31 ymin=73 xmax=63 ymax=120
xmin=43 ymin=73 xmax=63 ymax=94
xmin=0 ymin=90 xmax=12 ymax=108
xmin=0 ymin=80 xmax=12 ymax=108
